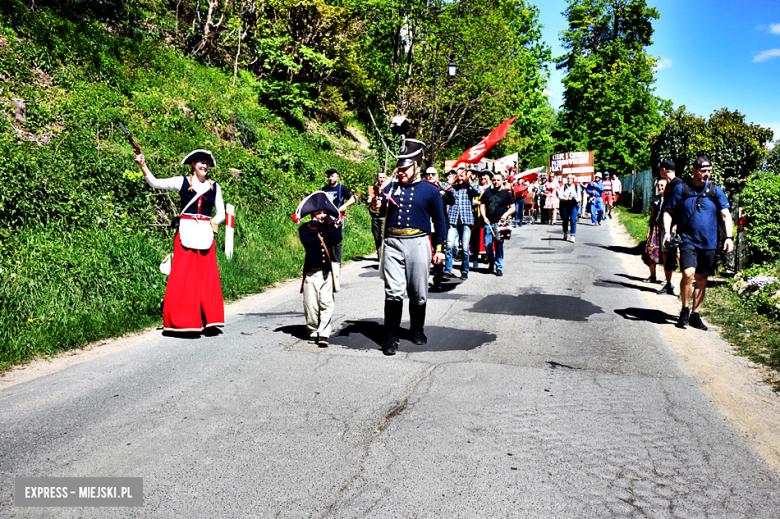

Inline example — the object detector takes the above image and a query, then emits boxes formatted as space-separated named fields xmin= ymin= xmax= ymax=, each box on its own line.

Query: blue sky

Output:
xmin=537 ymin=0 xmax=780 ymax=143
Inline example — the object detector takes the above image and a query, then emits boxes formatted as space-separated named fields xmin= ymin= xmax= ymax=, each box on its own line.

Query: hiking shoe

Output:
xmin=461 ymin=271 xmax=469 ymax=280
xmin=689 ymin=312 xmax=708 ymax=331
xmin=677 ymin=307 xmax=690 ymax=328
xmin=382 ymin=340 xmax=398 ymax=356
xmin=496 ymin=269 xmax=503 ymax=277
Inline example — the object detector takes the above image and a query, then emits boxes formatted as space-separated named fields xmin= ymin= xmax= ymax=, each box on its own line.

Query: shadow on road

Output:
xmin=324 ymin=320 xmax=497 ymax=353
xmin=594 ymin=279 xmax=663 ymax=294
xmin=467 ymin=294 xmax=604 ymax=321
xmin=583 ymin=242 xmax=643 ymax=255
xmin=614 ymin=307 xmax=678 ymax=325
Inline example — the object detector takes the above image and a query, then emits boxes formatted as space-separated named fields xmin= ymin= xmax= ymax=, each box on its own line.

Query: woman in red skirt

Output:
xmin=134 ymin=149 xmax=225 ymax=332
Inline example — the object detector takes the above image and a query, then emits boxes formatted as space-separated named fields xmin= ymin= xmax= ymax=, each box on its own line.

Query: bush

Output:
xmin=741 ymin=172 xmax=780 ymax=264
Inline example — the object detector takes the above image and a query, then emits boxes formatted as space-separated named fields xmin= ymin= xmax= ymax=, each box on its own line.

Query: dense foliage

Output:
xmin=553 ymin=0 xmax=670 ymax=175
xmin=649 ymin=107 xmax=774 ymax=189
xmin=740 ymin=173 xmax=780 ymax=264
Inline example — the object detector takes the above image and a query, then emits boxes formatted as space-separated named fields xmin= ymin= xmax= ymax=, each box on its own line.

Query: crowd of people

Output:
xmin=133 ymin=147 xmax=725 ymax=355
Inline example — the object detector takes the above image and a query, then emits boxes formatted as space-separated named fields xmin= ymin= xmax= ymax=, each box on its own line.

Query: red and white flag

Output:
xmin=453 ymin=115 xmax=519 ymax=167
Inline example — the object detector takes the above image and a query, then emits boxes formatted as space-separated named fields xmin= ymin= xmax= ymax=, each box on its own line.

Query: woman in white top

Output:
xmin=134 ymin=149 xmax=226 ymax=333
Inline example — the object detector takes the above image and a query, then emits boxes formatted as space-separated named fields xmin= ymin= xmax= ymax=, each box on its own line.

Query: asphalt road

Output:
xmin=2 ymin=217 xmax=779 ymax=518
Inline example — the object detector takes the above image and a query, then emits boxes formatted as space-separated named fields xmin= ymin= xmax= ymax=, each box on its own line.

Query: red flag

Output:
xmin=453 ymin=115 xmax=519 ymax=167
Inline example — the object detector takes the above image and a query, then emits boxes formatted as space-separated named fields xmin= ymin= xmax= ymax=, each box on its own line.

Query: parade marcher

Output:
xmin=642 ymin=178 xmax=668 ymax=283
xmin=512 ymin=180 xmax=528 ymax=227
xmin=425 ymin=167 xmax=446 ymax=290
xmin=471 ymin=169 xmax=491 ymax=270
xmin=602 ymin=171 xmax=614 ymax=219
xmin=296 ymin=192 xmax=342 ymax=346
xmin=586 ymin=173 xmax=605 ymax=225
xmin=368 ymin=171 xmax=387 ymax=259
xmin=442 ymin=168 xmax=481 ymax=280
xmin=322 ymin=168 xmax=356 ymax=264
xmin=657 ymin=159 xmax=683 ymax=295
xmin=557 ymin=174 xmax=580 ymax=242
xmin=538 ymin=174 xmax=549 ymax=224
xmin=544 ymin=174 xmax=561 ymax=224
xmin=134 ymin=150 xmax=225 ymax=333
xmin=480 ymin=172 xmax=515 ymax=276
xmin=611 ymin=173 xmax=622 ymax=211
xmin=370 ymin=140 xmax=446 ymax=355
xmin=663 ymin=156 xmax=733 ymax=330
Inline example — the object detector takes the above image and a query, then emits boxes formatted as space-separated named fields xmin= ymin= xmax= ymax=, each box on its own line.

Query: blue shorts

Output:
xmin=679 ymin=242 xmax=716 ymax=276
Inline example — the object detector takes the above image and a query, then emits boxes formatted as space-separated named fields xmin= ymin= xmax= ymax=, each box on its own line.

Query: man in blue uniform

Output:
xmin=663 ymin=156 xmax=734 ymax=330
xmin=586 ymin=172 xmax=605 ymax=225
xmin=371 ymin=156 xmax=447 ymax=355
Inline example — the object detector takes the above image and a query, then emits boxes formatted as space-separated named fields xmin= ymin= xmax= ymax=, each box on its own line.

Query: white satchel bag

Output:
xmin=177 ymin=188 xmax=214 ymax=250
xmin=178 ymin=217 xmax=214 ymax=250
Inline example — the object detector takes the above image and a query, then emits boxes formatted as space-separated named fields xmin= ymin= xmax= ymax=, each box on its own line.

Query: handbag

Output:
xmin=159 ymin=187 xmax=212 ymax=274
xmin=177 ymin=187 xmax=215 ymax=250
xmin=318 ymin=233 xmax=339 ymax=293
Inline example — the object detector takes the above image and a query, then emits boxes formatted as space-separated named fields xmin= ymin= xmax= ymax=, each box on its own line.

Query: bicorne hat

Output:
xmin=292 ymin=191 xmax=340 ymax=223
xmin=181 ymin=149 xmax=217 ymax=168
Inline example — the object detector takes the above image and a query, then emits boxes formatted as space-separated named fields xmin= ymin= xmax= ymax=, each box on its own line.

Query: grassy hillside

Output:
xmin=0 ymin=2 xmax=377 ymax=369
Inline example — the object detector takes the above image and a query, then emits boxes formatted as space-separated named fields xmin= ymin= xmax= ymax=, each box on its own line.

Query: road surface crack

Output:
xmin=319 ymin=363 xmax=440 ymax=518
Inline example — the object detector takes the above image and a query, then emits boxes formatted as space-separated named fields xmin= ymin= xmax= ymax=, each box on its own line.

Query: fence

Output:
xmin=617 ymin=168 xmax=654 ymax=214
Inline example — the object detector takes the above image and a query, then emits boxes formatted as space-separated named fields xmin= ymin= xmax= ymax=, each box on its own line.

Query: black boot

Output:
xmin=409 ymin=303 xmax=428 ymax=345
xmin=383 ymin=299 xmax=403 ymax=355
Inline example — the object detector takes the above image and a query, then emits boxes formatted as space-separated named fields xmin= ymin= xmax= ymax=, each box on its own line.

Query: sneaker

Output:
xmin=570 ymin=236 xmax=575 ymax=243
xmin=677 ymin=307 xmax=690 ymax=328
xmin=689 ymin=312 xmax=708 ymax=331
xmin=495 ymin=269 xmax=503 ymax=277
xmin=318 ymin=337 xmax=329 ymax=347
xmin=308 ymin=336 xmax=318 ymax=344
xmin=643 ymin=276 xmax=658 ymax=284
xmin=442 ymin=271 xmax=452 ymax=281
xmin=488 ymin=263 xmax=495 ymax=274
xmin=608 ymin=213 xmax=612 ymax=219
xmin=598 ymin=221 xmax=602 ymax=226
xmin=382 ymin=340 xmax=398 ymax=356
xmin=460 ymin=271 xmax=469 ymax=280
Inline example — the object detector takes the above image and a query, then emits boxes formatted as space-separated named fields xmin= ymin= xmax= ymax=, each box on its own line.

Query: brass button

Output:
xmin=406 ymin=210 xmax=409 ymax=213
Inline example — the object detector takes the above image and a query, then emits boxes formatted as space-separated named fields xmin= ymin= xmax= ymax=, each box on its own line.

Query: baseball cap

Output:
xmin=660 ymin=159 xmax=675 ymax=171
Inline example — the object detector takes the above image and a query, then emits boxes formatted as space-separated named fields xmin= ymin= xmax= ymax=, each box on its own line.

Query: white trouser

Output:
xmin=382 ymin=235 xmax=431 ymax=305
xmin=303 ymin=270 xmax=334 ymax=338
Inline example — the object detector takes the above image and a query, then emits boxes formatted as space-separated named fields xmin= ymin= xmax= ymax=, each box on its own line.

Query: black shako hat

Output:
xmin=660 ymin=159 xmax=676 ymax=171
xmin=396 ymin=138 xmax=425 ymax=169
xmin=292 ymin=191 xmax=340 ymax=223
xmin=181 ymin=149 xmax=217 ymax=168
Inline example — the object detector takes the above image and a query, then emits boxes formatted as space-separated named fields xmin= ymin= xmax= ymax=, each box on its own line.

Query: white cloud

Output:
xmin=757 ymin=23 xmax=780 ymax=34
xmin=753 ymin=49 xmax=780 ymax=62
xmin=654 ymin=58 xmax=673 ymax=71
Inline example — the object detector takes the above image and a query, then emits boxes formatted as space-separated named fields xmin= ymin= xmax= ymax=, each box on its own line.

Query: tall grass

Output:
xmin=1 ymin=206 xmax=376 ymax=370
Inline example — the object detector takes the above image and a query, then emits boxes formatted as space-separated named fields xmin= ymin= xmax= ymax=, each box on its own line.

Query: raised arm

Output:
xmin=134 ymin=154 xmax=183 ymax=191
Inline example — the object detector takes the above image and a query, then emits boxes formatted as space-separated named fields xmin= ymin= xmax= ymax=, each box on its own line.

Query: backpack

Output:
xmin=678 ymin=179 xmax=727 ymax=248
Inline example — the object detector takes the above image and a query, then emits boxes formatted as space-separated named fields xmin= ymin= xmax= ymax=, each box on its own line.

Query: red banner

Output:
xmin=453 ymin=115 xmax=518 ymax=167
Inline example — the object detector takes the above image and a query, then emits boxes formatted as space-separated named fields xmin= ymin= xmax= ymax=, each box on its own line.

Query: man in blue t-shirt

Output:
xmin=322 ymin=168 xmax=356 ymax=264
xmin=662 ymin=156 xmax=734 ymax=330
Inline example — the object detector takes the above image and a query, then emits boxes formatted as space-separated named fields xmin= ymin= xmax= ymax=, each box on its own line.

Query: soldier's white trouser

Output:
xmin=303 ymin=270 xmax=334 ymax=338
xmin=382 ymin=235 xmax=431 ymax=305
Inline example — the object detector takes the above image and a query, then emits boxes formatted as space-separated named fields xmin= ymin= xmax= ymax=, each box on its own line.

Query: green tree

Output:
xmin=649 ymin=107 xmax=773 ymax=189
xmin=553 ymin=0 xmax=669 ymax=174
